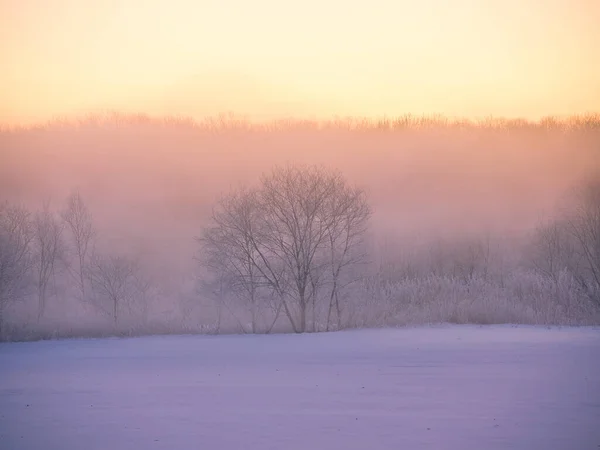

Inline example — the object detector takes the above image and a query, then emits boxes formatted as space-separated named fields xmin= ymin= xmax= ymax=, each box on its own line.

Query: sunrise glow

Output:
xmin=1 ymin=0 xmax=599 ymax=126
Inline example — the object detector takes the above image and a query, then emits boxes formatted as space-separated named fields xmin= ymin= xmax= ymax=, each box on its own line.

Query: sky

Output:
xmin=1 ymin=0 xmax=599 ymax=126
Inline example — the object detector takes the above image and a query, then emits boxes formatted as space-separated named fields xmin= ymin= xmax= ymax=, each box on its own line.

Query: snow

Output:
xmin=1 ymin=325 xmax=600 ymax=450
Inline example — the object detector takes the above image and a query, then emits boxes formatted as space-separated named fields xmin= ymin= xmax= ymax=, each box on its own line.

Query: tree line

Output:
xmin=1 ymin=165 xmax=599 ymax=340
xmin=0 ymin=192 xmax=149 ymax=336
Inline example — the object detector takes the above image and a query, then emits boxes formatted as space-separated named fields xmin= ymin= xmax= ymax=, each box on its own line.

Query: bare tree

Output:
xmin=61 ymin=191 xmax=95 ymax=300
xmin=198 ymin=188 xmax=281 ymax=333
xmin=32 ymin=202 xmax=65 ymax=320
xmin=258 ymin=166 xmax=340 ymax=332
xmin=88 ymin=253 xmax=139 ymax=326
xmin=0 ymin=202 xmax=33 ymax=336
xmin=568 ymin=177 xmax=600 ymax=306
xmin=198 ymin=165 xmax=372 ymax=333
xmin=529 ymin=220 xmax=575 ymax=284
xmin=531 ymin=176 xmax=600 ymax=309
xmin=451 ymin=236 xmax=492 ymax=284
xmin=323 ymin=180 xmax=371 ymax=330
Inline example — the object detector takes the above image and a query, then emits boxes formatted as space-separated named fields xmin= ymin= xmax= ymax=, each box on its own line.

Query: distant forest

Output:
xmin=1 ymin=112 xmax=599 ymax=341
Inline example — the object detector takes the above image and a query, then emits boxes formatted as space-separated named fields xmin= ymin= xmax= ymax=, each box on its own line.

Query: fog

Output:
xmin=1 ymin=114 xmax=599 ymax=340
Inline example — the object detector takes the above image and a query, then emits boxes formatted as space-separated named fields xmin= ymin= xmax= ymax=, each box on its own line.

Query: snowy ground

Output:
xmin=1 ymin=325 xmax=600 ymax=450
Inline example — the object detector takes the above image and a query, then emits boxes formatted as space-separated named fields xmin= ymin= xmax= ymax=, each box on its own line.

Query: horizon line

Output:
xmin=2 ymin=110 xmax=600 ymax=132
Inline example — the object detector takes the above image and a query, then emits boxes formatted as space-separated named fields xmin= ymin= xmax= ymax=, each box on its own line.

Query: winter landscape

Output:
xmin=2 ymin=0 xmax=600 ymax=448
xmin=2 ymin=115 xmax=599 ymax=449
xmin=2 ymin=326 xmax=600 ymax=450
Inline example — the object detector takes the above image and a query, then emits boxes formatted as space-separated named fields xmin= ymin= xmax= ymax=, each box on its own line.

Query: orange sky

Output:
xmin=1 ymin=0 xmax=599 ymax=126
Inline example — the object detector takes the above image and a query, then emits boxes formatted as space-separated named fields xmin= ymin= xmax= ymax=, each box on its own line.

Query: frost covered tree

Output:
xmin=0 ymin=202 xmax=33 ymax=335
xmin=61 ymin=191 xmax=96 ymax=300
xmin=198 ymin=188 xmax=278 ymax=333
xmin=32 ymin=203 xmax=65 ymax=320
xmin=529 ymin=220 xmax=575 ymax=285
xmin=88 ymin=253 xmax=142 ymax=326
xmin=321 ymin=175 xmax=371 ymax=330
xmin=198 ymin=165 xmax=371 ymax=333
xmin=530 ymin=175 xmax=600 ymax=309
xmin=568 ymin=177 xmax=600 ymax=306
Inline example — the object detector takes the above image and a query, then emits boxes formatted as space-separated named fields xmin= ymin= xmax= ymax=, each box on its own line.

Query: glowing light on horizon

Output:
xmin=1 ymin=0 xmax=599 ymax=126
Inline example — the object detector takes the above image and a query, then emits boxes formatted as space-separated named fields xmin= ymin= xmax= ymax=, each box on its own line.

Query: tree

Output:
xmin=32 ymin=203 xmax=65 ymax=320
xmin=61 ymin=191 xmax=95 ymax=300
xmin=0 ymin=202 xmax=33 ymax=336
xmin=198 ymin=165 xmax=372 ymax=333
xmin=451 ymin=235 xmax=492 ymax=284
xmin=322 ymin=178 xmax=371 ymax=330
xmin=198 ymin=188 xmax=281 ymax=333
xmin=529 ymin=220 xmax=575 ymax=285
xmin=568 ymin=176 xmax=600 ymax=306
xmin=88 ymin=253 xmax=140 ymax=326
xmin=530 ymin=175 xmax=600 ymax=309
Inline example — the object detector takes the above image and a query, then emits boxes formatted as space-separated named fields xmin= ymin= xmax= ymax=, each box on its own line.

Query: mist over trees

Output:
xmin=529 ymin=175 xmax=600 ymax=309
xmin=0 ymin=202 xmax=33 ymax=335
xmin=198 ymin=165 xmax=371 ymax=333
xmin=0 ymin=114 xmax=599 ymax=341
xmin=61 ymin=191 xmax=96 ymax=301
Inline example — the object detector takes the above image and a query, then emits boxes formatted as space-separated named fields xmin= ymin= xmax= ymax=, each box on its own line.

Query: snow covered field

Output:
xmin=1 ymin=326 xmax=600 ymax=450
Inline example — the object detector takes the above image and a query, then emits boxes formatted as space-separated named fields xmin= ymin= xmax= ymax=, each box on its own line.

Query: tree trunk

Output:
xmin=0 ymin=301 xmax=4 ymax=340
xmin=79 ymin=253 xmax=86 ymax=298
xmin=299 ymin=305 xmax=306 ymax=333
xmin=312 ymin=293 xmax=316 ymax=332
xmin=265 ymin=301 xmax=282 ymax=334
xmin=113 ymin=297 xmax=118 ymax=327
xmin=37 ymin=288 xmax=46 ymax=322
xmin=298 ymin=286 xmax=307 ymax=333
xmin=215 ymin=300 xmax=222 ymax=334
xmin=334 ymin=290 xmax=342 ymax=328
xmin=280 ymin=297 xmax=298 ymax=333
xmin=326 ymin=279 xmax=338 ymax=332
xmin=251 ymin=298 xmax=257 ymax=334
